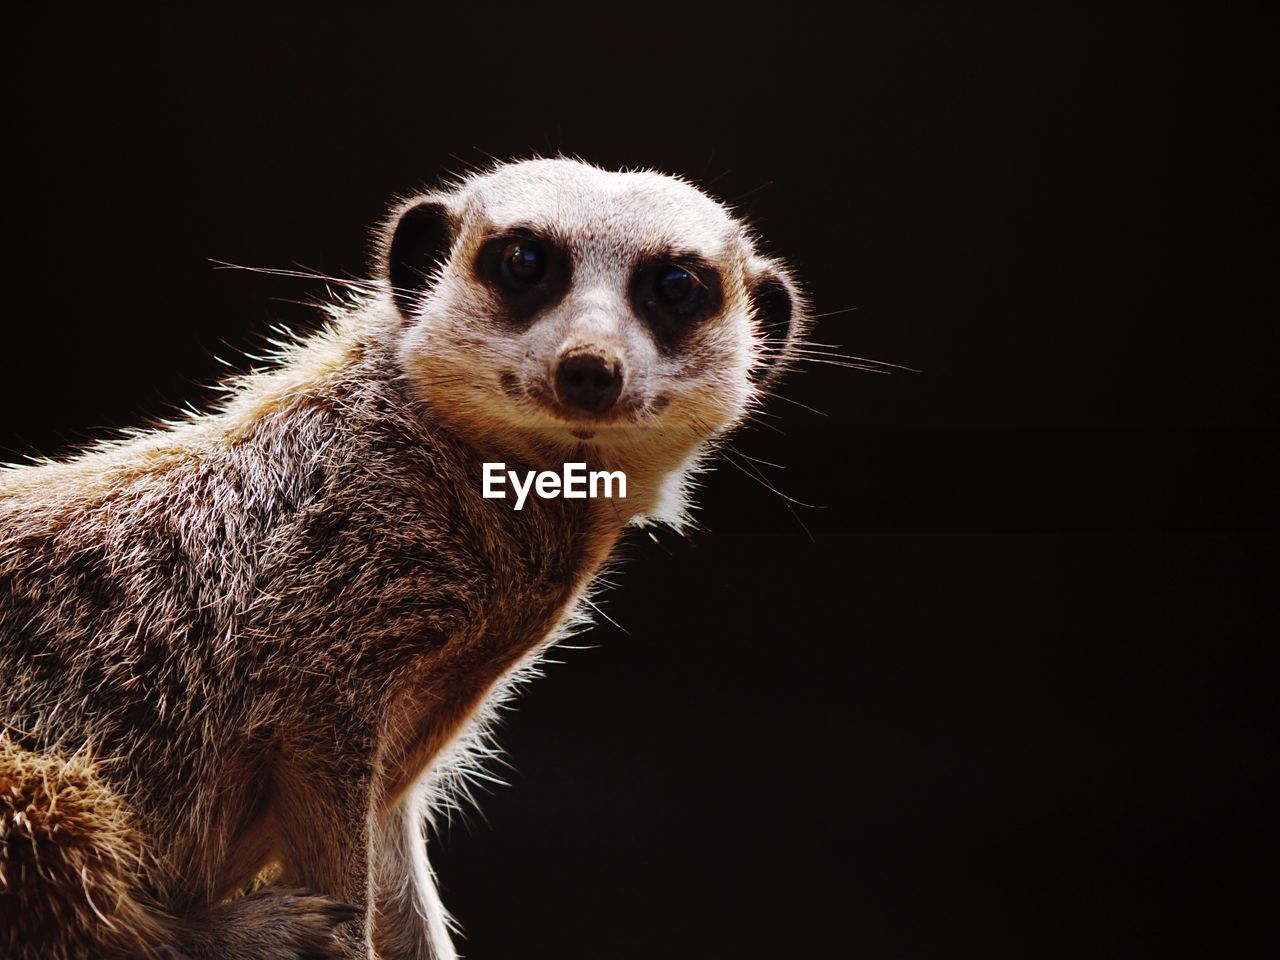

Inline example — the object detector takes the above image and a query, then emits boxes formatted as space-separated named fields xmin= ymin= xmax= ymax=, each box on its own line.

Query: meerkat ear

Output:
xmin=747 ymin=258 xmax=805 ymax=382
xmin=384 ymin=195 xmax=456 ymax=318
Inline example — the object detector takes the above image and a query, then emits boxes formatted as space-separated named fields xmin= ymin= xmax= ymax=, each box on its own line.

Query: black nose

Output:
xmin=555 ymin=353 xmax=623 ymax=414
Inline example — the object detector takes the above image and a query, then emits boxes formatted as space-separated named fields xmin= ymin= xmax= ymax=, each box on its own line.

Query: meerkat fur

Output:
xmin=0 ymin=158 xmax=805 ymax=959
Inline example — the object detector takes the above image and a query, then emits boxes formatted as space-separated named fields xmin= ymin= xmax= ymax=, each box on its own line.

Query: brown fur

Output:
xmin=1 ymin=735 xmax=158 ymax=959
xmin=0 ymin=159 xmax=804 ymax=958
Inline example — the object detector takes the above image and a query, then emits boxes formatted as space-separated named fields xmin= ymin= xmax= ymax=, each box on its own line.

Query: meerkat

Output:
xmin=0 ymin=158 xmax=805 ymax=959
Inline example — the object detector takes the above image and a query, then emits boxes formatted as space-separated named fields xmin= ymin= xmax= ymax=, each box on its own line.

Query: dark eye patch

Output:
xmin=474 ymin=228 xmax=571 ymax=324
xmin=631 ymin=255 xmax=722 ymax=353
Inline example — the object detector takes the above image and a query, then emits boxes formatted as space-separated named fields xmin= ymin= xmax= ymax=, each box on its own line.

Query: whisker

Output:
xmin=790 ymin=350 xmax=919 ymax=373
xmin=808 ymin=306 xmax=860 ymax=320
xmin=209 ymin=260 xmax=427 ymax=301
xmin=793 ymin=357 xmax=894 ymax=374
xmin=702 ymin=167 xmax=733 ymax=190
xmin=766 ymin=393 xmax=829 ymax=417
xmin=724 ymin=449 xmax=823 ymax=509
xmin=722 ymin=449 xmax=817 ymax=542
xmin=741 ymin=412 xmax=785 ymax=435
xmin=580 ymin=597 xmax=629 ymax=636
xmin=209 ymin=259 xmax=374 ymax=287
xmin=733 ymin=451 xmax=787 ymax=470
xmin=732 ymin=180 xmax=774 ymax=203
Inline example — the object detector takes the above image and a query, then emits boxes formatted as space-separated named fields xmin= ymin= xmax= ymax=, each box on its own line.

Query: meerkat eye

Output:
xmin=499 ymin=240 xmax=547 ymax=287
xmin=654 ymin=265 xmax=705 ymax=316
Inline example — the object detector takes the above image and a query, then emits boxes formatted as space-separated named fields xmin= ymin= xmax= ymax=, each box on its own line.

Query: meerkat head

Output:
xmin=383 ymin=158 xmax=804 ymax=506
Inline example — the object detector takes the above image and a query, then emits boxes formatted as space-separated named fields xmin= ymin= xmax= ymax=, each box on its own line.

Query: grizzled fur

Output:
xmin=0 ymin=159 xmax=804 ymax=959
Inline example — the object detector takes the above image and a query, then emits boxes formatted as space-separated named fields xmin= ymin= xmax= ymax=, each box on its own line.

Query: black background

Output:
xmin=7 ymin=6 xmax=1273 ymax=958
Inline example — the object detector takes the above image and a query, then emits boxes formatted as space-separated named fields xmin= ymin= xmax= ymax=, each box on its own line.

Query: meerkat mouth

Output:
xmin=524 ymin=391 xmax=643 ymax=433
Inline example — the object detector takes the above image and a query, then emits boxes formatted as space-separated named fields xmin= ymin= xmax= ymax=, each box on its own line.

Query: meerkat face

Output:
xmin=386 ymin=159 xmax=803 ymax=462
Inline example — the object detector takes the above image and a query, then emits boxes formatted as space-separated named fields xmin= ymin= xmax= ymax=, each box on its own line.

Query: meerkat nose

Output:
xmin=555 ymin=352 xmax=624 ymax=414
